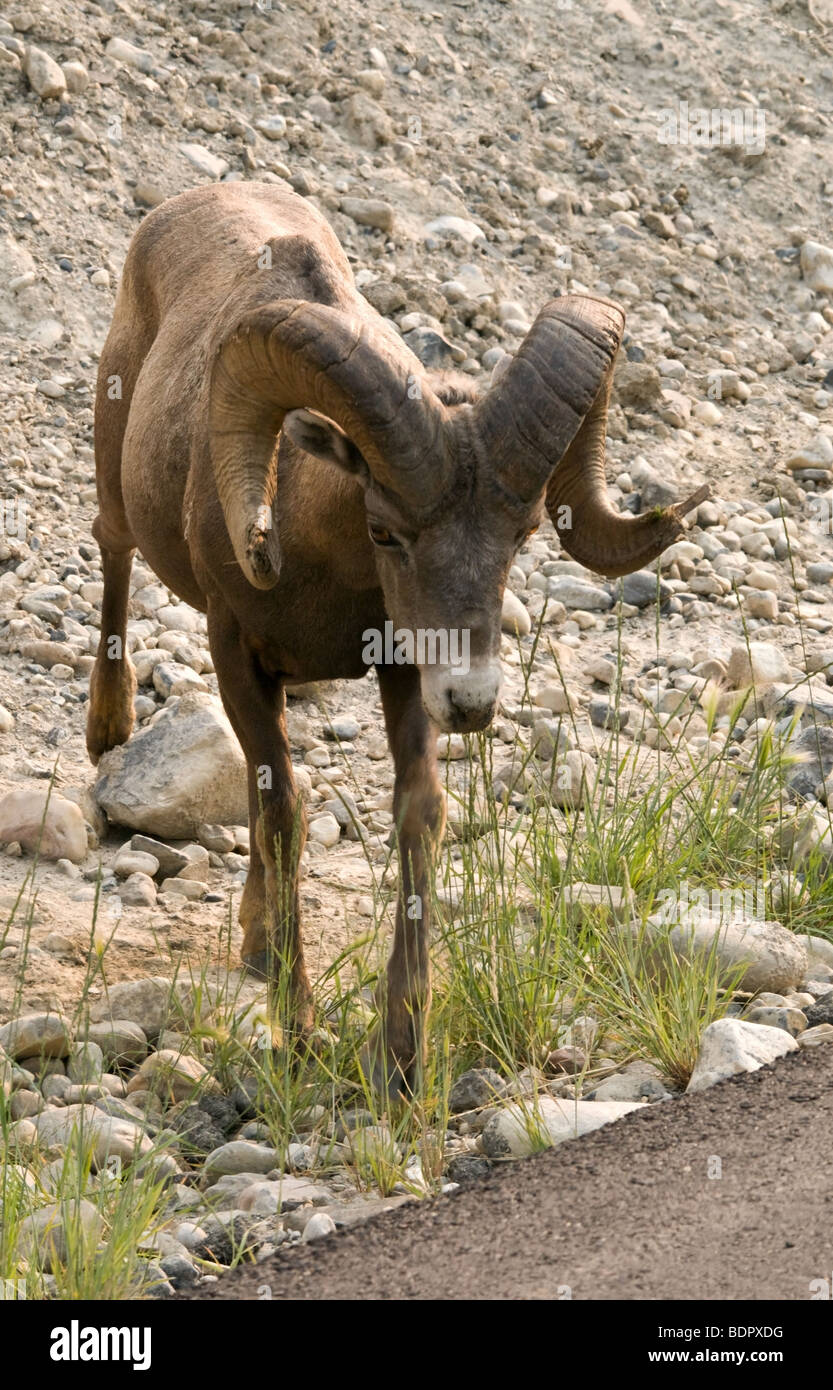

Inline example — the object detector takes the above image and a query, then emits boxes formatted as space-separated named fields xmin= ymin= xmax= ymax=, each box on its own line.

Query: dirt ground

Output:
xmin=184 ymin=1043 xmax=833 ymax=1300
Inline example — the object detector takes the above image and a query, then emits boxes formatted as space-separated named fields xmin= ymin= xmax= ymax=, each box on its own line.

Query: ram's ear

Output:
xmin=282 ymin=408 xmax=368 ymax=478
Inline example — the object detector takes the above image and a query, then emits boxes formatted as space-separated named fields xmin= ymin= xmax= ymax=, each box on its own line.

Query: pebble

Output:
xmin=340 ymin=197 xmax=394 ymax=232
xmin=114 ymin=848 xmax=160 ymax=878
xmin=800 ymin=240 xmax=833 ymax=294
xmin=548 ymin=577 xmax=613 ymax=611
xmin=449 ymin=1068 xmax=506 ymax=1113
xmin=22 ymin=45 xmax=65 ymax=99
xmin=178 ymin=144 xmax=229 ymax=180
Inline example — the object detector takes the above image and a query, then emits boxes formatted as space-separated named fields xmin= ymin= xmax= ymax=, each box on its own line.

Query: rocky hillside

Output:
xmin=1 ymin=0 xmax=833 ymax=1019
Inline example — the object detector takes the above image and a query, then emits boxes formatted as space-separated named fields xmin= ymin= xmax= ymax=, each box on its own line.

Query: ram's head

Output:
xmin=210 ymin=295 xmax=707 ymax=733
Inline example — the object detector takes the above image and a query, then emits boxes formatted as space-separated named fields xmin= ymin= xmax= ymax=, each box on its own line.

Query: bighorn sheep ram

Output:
xmin=88 ymin=182 xmax=706 ymax=1092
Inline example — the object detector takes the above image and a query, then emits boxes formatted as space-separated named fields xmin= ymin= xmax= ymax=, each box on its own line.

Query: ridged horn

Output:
xmin=209 ymin=300 xmax=449 ymax=588
xmin=473 ymin=295 xmax=709 ymax=578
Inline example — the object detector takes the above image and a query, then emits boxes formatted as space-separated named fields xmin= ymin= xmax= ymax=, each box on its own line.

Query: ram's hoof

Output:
xmin=242 ymin=949 xmax=269 ymax=980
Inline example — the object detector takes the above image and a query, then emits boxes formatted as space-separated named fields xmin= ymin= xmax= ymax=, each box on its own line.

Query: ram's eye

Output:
xmin=368 ymin=523 xmax=399 ymax=547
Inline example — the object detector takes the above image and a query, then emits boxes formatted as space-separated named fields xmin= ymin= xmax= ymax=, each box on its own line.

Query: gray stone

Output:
xmin=621 ymin=571 xmax=672 ymax=607
xmin=547 ymin=577 xmax=613 ymax=611
xmin=94 ymin=693 xmax=247 ymax=838
xmin=66 ymin=1041 xmax=104 ymax=1083
xmin=402 ymin=326 xmax=457 ymax=368
xmin=86 ymin=1020 xmax=148 ymax=1067
xmin=89 ymin=978 xmax=195 ymax=1042
xmin=18 ymin=1199 xmax=101 ymax=1272
xmin=130 ymin=836 xmax=190 ymax=876
xmin=786 ymin=725 xmax=833 ymax=800
xmin=660 ymin=916 xmax=807 ymax=995
xmin=201 ymin=1141 xmax=281 ymax=1183
xmin=742 ymin=1006 xmax=806 ymax=1037
xmin=449 ymin=1067 xmax=507 ymax=1113
xmin=805 ymin=992 xmax=833 ymax=1027
xmin=0 ymin=1013 xmax=70 ymax=1061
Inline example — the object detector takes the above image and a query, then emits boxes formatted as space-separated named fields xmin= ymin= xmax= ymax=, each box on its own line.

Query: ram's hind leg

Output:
xmin=86 ymin=532 xmax=137 ymax=764
xmin=86 ymin=336 xmax=141 ymax=764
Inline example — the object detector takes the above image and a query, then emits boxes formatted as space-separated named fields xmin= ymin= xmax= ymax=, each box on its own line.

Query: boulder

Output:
xmin=663 ymin=916 xmax=807 ymax=995
xmin=481 ymin=1095 xmax=643 ymax=1157
xmin=0 ymin=1013 xmax=70 ymax=1061
xmin=0 ymin=788 xmax=87 ymax=862
xmin=686 ymin=1018 xmax=797 ymax=1092
xmin=93 ymin=693 xmax=247 ymax=837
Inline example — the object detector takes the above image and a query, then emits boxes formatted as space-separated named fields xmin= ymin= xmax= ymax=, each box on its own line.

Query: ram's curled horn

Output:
xmin=473 ymin=295 xmax=709 ymax=579
xmin=209 ymin=299 xmax=449 ymax=589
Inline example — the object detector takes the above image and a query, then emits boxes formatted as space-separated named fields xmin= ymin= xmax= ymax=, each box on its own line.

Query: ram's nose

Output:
xmin=420 ymin=663 xmax=502 ymax=734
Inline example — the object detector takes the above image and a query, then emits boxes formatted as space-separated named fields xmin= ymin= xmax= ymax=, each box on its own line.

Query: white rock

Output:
xmin=105 ymin=37 xmax=154 ymax=73
xmin=481 ymin=1095 xmax=643 ymax=1157
xmin=726 ymin=642 xmax=789 ymax=687
xmin=0 ymin=789 xmax=87 ymax=862
xmin=62 ymin=60 xmax=88 ymax=93
xmin=179 ymin=143 xmax=229 ymax=179
xmin=254 ymin=115 xmax=287 ymax=140
xmin=22 ymin=46 xmax=66 ymax=99
xmin=308 ymin=813 xmax=341 ymax=848
xmin=113 ymin=848 xmax=160 ymax=878
xmin=693 ymin=400 xmax=722 ymax=425
xmin=686 ymin=1018 xmax=797 ymax=1092
xmin=302 ymin=1212 xmax=336 ymax=1242
xmin=501 ymin=589 xmax=531 ymax=637
xmin=424 ymin=215 xmax=486 ymax=244
xmin=532 ymin=683 xmax=576 ymax=714
xmin=94 ymin=692 xmax=247 ymax=838
xmin=0 ymin=703 xmax=15 ymax=732
xmin=744 ymin=589 xmax=778 ymax=620
xmin=800 ymin=240 xmax=833 ymax=294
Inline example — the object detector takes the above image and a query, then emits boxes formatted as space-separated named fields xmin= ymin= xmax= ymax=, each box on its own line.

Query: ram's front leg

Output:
xmin=207 ymin=601 xmax=314 ymax=1044
xmin=373 ymin=663 xmax=445 ymax=1097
